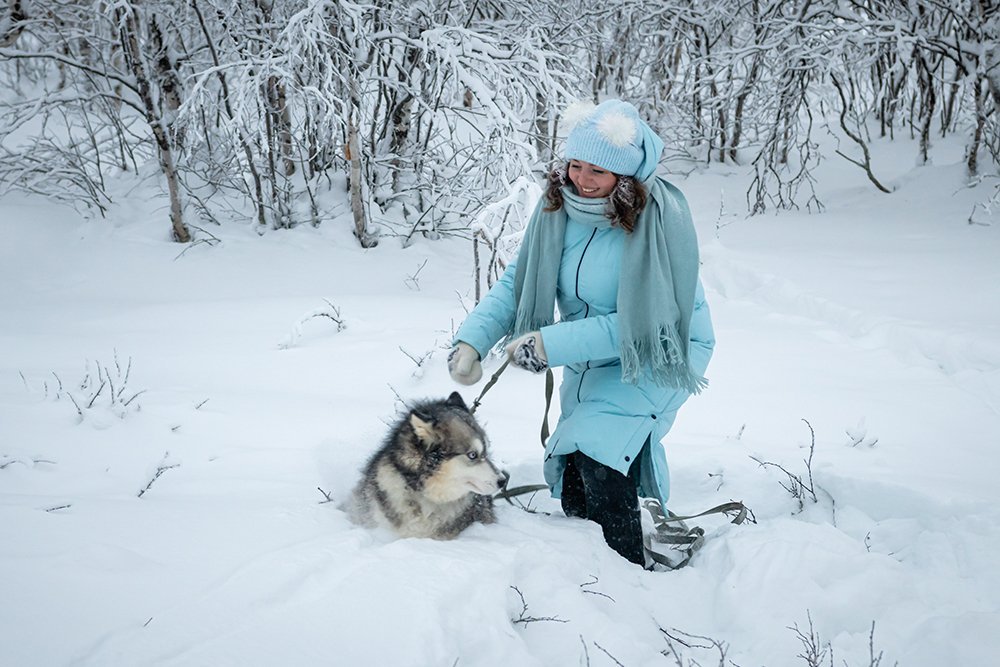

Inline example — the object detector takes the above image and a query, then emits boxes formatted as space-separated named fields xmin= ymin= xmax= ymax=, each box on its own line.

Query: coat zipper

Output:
xmin=575 ymin=228 xmax=597 ymax=403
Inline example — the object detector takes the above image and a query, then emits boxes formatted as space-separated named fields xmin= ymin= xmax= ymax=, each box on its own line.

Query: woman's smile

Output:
xmin=568 ymin=159 xmax=618 ymax=198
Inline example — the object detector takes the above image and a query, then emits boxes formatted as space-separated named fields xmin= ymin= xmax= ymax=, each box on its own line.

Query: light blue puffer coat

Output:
xmin=455 ymin=210 xmax=715 ymax=506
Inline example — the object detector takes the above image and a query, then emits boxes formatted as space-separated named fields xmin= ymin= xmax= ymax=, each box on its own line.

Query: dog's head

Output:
xmin=407 ymin=392 xmax=507 ymax=503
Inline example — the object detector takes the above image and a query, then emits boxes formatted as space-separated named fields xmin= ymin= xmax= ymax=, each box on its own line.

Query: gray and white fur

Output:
xmin=344 ymin=392 xmax=507 ymax=539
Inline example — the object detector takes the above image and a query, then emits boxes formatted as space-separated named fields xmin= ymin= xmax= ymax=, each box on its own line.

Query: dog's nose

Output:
xmin=497 ymin=470 xmax=510 ymax=489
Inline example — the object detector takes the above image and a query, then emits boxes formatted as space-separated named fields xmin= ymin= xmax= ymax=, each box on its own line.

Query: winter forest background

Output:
xmin=4 ymin=0 xmax=1000 ymax=251
xmin=4 ymin=1 xmax=1000 ymax=666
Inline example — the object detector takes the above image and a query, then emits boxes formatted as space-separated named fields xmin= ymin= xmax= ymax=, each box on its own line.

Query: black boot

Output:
xmin=559 ymin=452 xmax=589 ymax=519
xmin=560 ymin=452 xmax=644 ymax=566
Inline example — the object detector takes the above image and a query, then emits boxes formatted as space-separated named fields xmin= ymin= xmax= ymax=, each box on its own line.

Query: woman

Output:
xmin=448 ymin=99 xmax=715 ymax=567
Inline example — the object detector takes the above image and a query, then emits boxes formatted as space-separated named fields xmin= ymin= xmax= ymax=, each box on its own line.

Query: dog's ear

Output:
xmin=409 ymin=410 xmax=437 ymax=445
xmin=446 ymin=391 xmax=468 ymax=411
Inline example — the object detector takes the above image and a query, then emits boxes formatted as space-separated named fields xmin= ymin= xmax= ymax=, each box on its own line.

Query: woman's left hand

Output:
xmin=505 ymin=332 xmax=548 ymax=373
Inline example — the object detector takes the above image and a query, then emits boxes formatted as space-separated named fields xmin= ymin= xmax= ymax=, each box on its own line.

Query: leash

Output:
xmin=469 ymin=358 xmax=552 ymax=506
xmin=540 ymin=368 xmax=554 ymax=445
xmin=641 ymin=498 xmax=751 ymax=570
xmin=469 ymin=358 xmax=510 ymax=415
xmin=470 ymin=360 xmax=750 ymax=529
xmin=643 ymin=498 xmax=750 ymax=526
xmin=470 ymin=360 xmax=555 ymax=450
xmin=496 ymin=483 xmax=550 ymax=505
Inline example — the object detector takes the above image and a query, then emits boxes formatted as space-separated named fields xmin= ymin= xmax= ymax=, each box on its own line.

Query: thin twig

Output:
xmin=117 ymin=356 xmax=133 ymax=400
xmin=106 ymin=368 xmax=117 ymax=406
xmin=123 ymin=389 xmax=147 ymax=408
xmin=398 ymin=346 xmax=431 ymax=367
xmin=86 ymin=379 xmax=107 ymax=409
xmin=509 ymin=586 xmax=568 ymax=626
xmin=67 ymin=392 xmax=83 ymax=418
xmin=592 ymin=642 xmax=625 ymax=667
xmin=44 ymin=504 xmax=72 ymax=513
xmin=137 ymin=453 xmax=180 ymax=498
xmin=801 ymin=419 xmax=817 ymax=501
xmin=789 ymin=611 xmax=828 ymax=667
xmin=579 ymin=576 xmax=616 ymax=602
xmin=405 ymin=258 xmax=429 ymax=290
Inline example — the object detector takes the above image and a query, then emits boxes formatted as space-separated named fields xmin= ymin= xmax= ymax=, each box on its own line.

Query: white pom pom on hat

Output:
xmin=561 ymin=100 xmax=596 ymax=132
xmin=596 ymin=111 xmax=637 ymax=147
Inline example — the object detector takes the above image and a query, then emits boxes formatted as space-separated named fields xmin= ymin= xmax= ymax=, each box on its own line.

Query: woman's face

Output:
xmin=567 ymin=160 xmax=618 ymax=198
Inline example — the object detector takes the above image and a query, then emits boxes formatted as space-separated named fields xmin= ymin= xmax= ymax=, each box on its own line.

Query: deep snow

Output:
xmin=2 ymin=136 xmax=999 ymax=666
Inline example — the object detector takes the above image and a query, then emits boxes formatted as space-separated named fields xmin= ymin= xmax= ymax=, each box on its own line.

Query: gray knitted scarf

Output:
xmin=511 ymin=176 xmax=706 ymax=393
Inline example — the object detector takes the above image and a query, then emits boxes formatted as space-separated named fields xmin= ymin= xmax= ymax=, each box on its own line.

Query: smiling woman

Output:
xmin=568 ymin=160 xmax=618 ymax=198
xmin=448 ymin=99 xmax=714 ymax=568
xmin=541 ymin=106 xmax=652 ymax=234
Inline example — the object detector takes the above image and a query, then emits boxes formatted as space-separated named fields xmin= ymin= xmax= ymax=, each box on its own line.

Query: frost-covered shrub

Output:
xmin=28 ymin=353 xmax=146 ymax=425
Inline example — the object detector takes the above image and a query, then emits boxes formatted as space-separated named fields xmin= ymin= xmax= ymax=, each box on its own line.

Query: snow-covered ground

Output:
xmin=2 ymin=137 xmax=999 ymax=666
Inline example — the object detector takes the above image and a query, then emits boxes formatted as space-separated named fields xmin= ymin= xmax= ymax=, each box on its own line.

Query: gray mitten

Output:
xmin=448 ymin=342 xmax=483 ymax=385
xmin=505 ymin=332 xmax=548 ymax=373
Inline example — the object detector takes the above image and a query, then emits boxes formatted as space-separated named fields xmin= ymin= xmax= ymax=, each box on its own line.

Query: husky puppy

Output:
xmin=345 ymin=392 xmax=507 ymax=539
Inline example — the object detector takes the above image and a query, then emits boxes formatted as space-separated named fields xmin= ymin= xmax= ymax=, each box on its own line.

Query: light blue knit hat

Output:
xmin=562 ymin=99 xmax=664 ymax=183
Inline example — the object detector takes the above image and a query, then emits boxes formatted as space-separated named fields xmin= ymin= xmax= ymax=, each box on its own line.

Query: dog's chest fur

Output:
xmin=371 ymin=463 xmax=489 ymax=538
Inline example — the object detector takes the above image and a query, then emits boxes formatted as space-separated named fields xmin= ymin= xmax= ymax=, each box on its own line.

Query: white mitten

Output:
xmin=505 ymin=332 xmax=549 ymax=373
xmin=448 ymin=342 xmax=483 ymax=385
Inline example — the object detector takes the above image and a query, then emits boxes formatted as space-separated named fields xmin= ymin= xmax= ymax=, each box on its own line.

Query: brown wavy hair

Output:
xmin=543 ymin=162 xmax=648 ymax=233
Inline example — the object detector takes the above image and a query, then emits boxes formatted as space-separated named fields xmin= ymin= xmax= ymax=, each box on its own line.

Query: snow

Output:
xmin=2 ymin=136 xmax=999 ymax=666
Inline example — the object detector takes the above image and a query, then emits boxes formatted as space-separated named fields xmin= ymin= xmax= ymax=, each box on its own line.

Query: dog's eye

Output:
xmin=466 ymin=452 xmax=479 ymax=461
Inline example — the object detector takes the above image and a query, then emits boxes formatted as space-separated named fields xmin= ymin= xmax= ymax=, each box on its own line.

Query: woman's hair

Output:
xmin=543 ymin=162 xmax=648 ymax=233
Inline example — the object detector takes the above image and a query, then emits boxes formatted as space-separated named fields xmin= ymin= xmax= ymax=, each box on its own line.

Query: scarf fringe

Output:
xmin=620 ymin=325 xmax=708 ymax=395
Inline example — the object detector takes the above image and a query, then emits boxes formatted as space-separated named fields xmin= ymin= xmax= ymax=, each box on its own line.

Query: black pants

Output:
xmin=560 ymin=451 xmax=645 ymax=566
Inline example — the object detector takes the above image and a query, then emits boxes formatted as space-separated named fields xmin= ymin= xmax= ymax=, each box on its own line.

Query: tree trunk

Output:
xmin=148 ymin=14 xmax=183 ymax=146
xmin=916 ymin=54 xmax=936 ymax=165
xmin=730 ymin=52 xmax=762 ymax=163
xmin=473 ymin=234 xmax=481 ymax=304
xmin=967 ymin=75 xmax=986 ymax=178
xmin=191 ymin=0 xmax=266 ymax=229
xmin=266 ymin=76 xmax=295 ymax=177
xmin=831 ymin=73 xmax=892 ymax=193
xmin=941 ymin=66 xmax=962 ymax=137
xmin=387 ymin=29 xmax=422 ymax=194
xmin=117 ymin=0 xmax=190 ymax=243
xmin=975 ymin=1 xmax=1000 ymax=108
xmin=0 ymin=0 xmax=26 ymax=47
xmin=982 ymin=46 xmax=1000 ymax=110
xmin=534 ymin=92 xmax=551 ymax=166
xmin=348 ymin=76 xmax=376 ymax=248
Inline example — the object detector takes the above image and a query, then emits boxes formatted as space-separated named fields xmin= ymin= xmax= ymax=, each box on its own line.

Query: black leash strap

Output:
xmin=472 ymin=363 xmax=750 ymax=528
xmin=470 ymin=360 xmax=554 ymax=452
xmin=645 ymin=499 xmax=750 ymax=526
xmin=470 ymin=359 xmax=552 ymax=505
xmin=540 ymin=368 xmax=554 ymax=447
xmin=496 ymin=483 xmax=549 ymax=505
xmin=469 ymin=358 xmax=509 ymax=414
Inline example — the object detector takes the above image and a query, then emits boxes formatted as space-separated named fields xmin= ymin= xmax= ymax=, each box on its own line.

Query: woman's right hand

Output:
xmin=448 ymin=342 xmax=483 ymax=385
